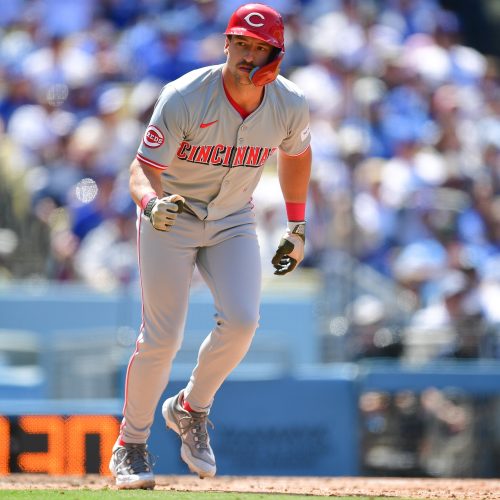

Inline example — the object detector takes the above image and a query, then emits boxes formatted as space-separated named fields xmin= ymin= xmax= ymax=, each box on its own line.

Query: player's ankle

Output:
xmin=183 ymin=400 xmax=194 ymax=412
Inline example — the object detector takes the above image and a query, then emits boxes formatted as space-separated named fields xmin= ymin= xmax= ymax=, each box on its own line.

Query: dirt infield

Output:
xmin=0 ymin=475 xmax=499 ymax=499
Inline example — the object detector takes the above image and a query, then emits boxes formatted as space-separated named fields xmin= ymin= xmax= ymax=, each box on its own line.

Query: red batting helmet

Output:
xmin=224 ymin=3 xmax=285 ymax=86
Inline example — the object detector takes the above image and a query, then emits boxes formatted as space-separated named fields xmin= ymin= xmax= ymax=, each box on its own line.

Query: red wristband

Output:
xmin=285 ymin=201 xmax=306 ymax=221
xmin=140 ymin=191 xmax=157 ymax=210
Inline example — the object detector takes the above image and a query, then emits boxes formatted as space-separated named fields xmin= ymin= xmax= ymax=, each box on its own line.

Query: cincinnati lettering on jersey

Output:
xmin=176 ymin=141 xmax=277 ymax=168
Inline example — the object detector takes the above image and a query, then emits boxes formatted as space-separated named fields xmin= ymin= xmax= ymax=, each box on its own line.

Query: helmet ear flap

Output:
xmin=249 ymin=50 xmax=284 ymax=86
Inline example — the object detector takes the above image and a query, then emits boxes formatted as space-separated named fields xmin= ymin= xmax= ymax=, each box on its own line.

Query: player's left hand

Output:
xmin=272 ymin=222 xmax=305 ymax=276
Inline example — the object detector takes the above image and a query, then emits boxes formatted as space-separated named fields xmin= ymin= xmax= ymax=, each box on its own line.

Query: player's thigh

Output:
xmin=197 ymin=231 xmax=261 ymax=321
xmin=139 ymin=215 xmax=198 ymax=315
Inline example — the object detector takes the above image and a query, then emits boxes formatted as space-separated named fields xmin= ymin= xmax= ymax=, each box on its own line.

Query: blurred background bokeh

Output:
xmin=1 ymin=0 xmax=500 ymax=479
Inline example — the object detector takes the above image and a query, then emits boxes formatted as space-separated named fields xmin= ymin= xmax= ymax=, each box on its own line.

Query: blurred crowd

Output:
xmin=1 ymin=0 xmax=500 ymax=360
xmin=359 ymin=388 xmax=497 ymax=477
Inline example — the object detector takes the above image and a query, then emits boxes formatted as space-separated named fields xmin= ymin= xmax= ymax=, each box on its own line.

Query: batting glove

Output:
xmin=143 ymin=194 xmax=185 ymax=232
xmin=271 ymin=222 xmax=305 ymax=276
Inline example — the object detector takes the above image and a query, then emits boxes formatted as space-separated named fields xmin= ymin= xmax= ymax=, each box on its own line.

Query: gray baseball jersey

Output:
xmin=120 ymin=64 xmax=311 ymax=445
xmin=136 ymin=64 xmax=311 ymax=220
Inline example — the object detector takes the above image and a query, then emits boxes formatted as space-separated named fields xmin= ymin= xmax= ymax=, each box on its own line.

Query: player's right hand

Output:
xmin=145 ymin=194 xmax=185 ymax=232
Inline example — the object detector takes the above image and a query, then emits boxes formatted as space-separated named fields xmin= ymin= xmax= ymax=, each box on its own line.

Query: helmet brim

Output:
xmin=224 ymin=28 xmax=281 ymax=49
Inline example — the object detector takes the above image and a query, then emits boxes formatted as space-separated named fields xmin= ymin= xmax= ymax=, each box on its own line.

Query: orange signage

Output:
xmin=1 ymin=415 xmax=120 ymax=475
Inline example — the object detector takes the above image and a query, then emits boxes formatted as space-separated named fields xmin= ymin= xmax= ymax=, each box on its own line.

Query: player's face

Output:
xmin=224 ymin=35 xmax=274 ymax=85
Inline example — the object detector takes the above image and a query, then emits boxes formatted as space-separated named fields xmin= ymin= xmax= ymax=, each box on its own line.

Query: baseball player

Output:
xmin=109 ymin=3 xmax=312 ymax=489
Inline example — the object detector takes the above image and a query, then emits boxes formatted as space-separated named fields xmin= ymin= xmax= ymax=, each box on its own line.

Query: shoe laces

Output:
xmin=117 ymin=444 xmax=155 ymax=474
xmin=179 ymin=411 xmax=214 ymax=450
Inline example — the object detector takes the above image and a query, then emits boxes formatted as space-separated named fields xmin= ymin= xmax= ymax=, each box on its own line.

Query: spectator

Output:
xmin=402 ymin=269 xmax=488 ymax=363
xmin=74 ymin=195 xmax=138 ymax=290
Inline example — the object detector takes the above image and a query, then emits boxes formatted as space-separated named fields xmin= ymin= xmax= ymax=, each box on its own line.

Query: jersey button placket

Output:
xmin=207 ymin=201 xmax=215 ymax=221
xmin=238 ymin=124 xmax=246 ymax=144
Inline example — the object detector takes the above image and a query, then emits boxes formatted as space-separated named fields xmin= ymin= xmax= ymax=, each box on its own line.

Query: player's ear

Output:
xmin=224 ymin=36 xmax=230 ymax=55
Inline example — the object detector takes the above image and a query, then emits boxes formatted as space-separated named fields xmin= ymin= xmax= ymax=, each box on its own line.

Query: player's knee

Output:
xmin=139 ymin=326 xmax=183 ymax=355
xmin=225 ymin=310 xmax=259 ymax=337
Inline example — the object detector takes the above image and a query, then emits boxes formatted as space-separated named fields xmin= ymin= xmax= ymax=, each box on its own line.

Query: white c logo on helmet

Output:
xmin=244 ymin=12 xmax=265 ymax=27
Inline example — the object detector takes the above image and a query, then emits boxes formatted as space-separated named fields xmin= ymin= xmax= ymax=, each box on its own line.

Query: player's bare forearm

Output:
xmin=277 ymin=146 xmax=312 ymax=203
xmin=129 ymin=158 xmax=164 ymax=207
xmin=272 ymin=146 xmax=311 ymax=275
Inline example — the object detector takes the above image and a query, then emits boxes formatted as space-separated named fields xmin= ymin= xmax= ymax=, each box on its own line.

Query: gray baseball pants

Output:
xmin=120 ymin=207 xmax=261 ymax=444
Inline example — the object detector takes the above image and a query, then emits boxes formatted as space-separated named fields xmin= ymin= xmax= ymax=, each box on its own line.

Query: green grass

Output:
xmin=0 ymin=492 xmax=412 ymax=500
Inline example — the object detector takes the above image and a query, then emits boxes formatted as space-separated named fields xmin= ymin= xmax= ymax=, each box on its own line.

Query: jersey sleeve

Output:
xmin=136 ymin=85 xmax=189 ymax=170
xmin=279 ymin=96 xmax=311 ymax=157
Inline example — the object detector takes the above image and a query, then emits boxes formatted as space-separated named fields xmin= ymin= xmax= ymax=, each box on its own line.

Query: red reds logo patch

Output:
xmin=143 ymin=125 xmax=164 ymax=148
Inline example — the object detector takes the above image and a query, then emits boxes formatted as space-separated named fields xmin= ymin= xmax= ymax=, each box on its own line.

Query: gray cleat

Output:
xmin=162 ymin=391 xmax=216 ymax=478
xmin=109 ymin=443 xmax=155 ymax=489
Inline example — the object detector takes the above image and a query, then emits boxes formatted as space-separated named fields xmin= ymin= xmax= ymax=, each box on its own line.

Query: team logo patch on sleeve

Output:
xmin=143 ymin=125 xmax=164 ymax=148
xmin=301 ymin=124 xmax=311 ymax=142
